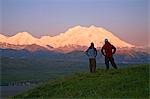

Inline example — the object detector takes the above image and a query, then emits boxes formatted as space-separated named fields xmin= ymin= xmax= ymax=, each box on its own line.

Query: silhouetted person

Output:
xmin=101 ymin=39 xmax=117 ymax=70
xmin=86 ymin=42 xmax=97 ymax=73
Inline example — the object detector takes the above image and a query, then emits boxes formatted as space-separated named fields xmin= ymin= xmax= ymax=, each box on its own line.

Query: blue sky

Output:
xmin=0 ymin=0 xmax=149 ymax=46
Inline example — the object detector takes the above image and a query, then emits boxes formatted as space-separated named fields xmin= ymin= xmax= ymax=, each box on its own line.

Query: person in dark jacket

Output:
xmin=101 ymin=39 xmax=117 ymax=70
xmin=86 ymin=42 xmax=97 ymax=73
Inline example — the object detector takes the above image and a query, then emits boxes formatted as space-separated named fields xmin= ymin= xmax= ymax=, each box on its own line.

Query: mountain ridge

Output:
xmin=0 ymin=26 xmax=135 ymax=52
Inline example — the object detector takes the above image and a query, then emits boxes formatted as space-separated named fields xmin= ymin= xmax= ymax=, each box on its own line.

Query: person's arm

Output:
xmin=112 ymin=45 xmax=116 ymax=54
xmin=94 ymin=48 xmax=97 ymax=57
xmin=85 ymin=48 xmax=89 ymax=56
xmin=101 ymin=46 xmax=105 ymax=56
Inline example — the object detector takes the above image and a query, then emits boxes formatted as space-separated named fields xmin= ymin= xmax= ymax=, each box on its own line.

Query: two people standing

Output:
xmin=86 ymin=39 xmax=117 ymax=73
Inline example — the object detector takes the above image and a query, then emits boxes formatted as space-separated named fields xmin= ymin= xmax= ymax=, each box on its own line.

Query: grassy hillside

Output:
xmin=14 ymin=64 xmax=149 ymax=98
xmin=1 ymin=57 xmax=89 ymax=85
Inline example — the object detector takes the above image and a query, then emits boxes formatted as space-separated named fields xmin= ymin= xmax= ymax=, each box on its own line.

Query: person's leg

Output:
xmin=90 ymin=59 xmax=95 ymax=73
xmin=105 ymin=57 xmax=109 ymax=70
xmin=89 ymin=59 xmax=93 ymax=73
xmin=93 ymin=59 xmax=96 ymax=72
xmin=110 ymin=57 xmax=117 ymax=69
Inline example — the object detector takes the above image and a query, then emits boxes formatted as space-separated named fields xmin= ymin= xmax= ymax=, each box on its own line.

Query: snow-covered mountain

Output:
xmin=0 ymin=26 xmax=134 ymax=52
xmin=6 ymin=32 xmax=41 ymax=45
xmin=0 ymin=34 xmax=8 ymax=42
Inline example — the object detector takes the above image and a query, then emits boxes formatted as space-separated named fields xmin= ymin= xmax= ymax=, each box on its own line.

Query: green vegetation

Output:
xmin=1 ymin=57 xmax=89 ymax=84
xmin=14 ymin=64 xmax=149 ymax=98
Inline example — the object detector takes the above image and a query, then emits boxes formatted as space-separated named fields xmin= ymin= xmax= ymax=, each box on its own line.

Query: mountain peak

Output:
xmin=72 ymin=25 xmax=98 ymax=30
xmin=73 ymin=25 xmax=83 ymax=28
xmin=0 ymin=34 xmax=7 ymax=38
xmin=89 ymin=25 xmax=97 ymax=28
xmin=48 ymin=26 xmax=134 ymax=48
xmin=6 ymin=32 xmax=39 ymax=45
xmin=68 ymin=25 xmax=105 ymax=33
xmin=14 ymin=32 xmax=33 ymax=38
xmin=69 ymin=25 xmax=86 ymax=31
xmin=0 ymin=34 xmax=7 ymax=42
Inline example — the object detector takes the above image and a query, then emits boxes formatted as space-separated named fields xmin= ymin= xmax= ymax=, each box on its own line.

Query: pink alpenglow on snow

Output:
xmin=0 ymin=26 xmax=134 ymax=49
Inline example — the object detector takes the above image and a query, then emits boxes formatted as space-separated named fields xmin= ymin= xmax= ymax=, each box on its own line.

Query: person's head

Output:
xmin=105 ymin=39 xmax=110 ymax=44
xmin=104 ymin=39 xmax=109 ymax=44
xmin=90 ymin=42 xmax=94 ymax=48
xmin=105 ymin=38 xmax=108 ymax=42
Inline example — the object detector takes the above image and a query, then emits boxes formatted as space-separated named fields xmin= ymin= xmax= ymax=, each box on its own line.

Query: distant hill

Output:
xmin=1 ymin=48 xmax=149 ymax=63
xmin=14 ymin=64 xmax=149 ymax=98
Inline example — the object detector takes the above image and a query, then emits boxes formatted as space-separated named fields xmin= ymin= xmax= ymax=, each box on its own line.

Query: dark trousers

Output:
xmin=89 ymin=58 xmax=96 ymax=73
xmin=105 ymin=57 xmax=117 ymax=70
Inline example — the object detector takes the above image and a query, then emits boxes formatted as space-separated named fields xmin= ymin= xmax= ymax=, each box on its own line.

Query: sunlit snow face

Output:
xmin=0 ymin=26 xmax=134 ymax=49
